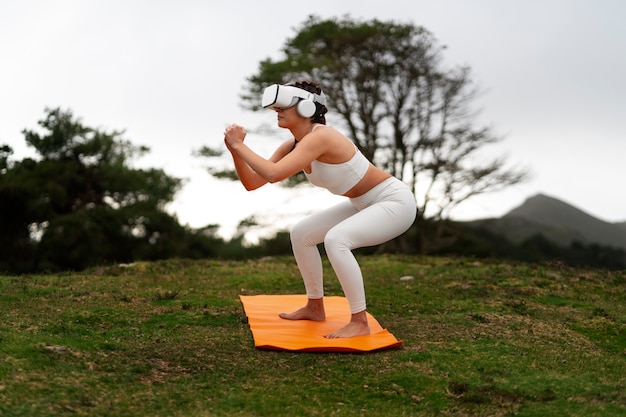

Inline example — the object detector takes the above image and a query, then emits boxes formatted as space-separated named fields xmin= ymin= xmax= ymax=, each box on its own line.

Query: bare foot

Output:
xmin=279 ymin=298 xmax=325 ymax=321
xmin=324 ymin=311 xmax=370 ymax=339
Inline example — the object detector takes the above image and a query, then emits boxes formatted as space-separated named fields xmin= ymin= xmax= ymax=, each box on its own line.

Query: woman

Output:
xmin=224 ymin=80 xmax=416 ymax=338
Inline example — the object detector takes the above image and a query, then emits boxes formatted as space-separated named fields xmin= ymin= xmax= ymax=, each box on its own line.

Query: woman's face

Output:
xmin=275 ymin=105 xmax=306 ymax=129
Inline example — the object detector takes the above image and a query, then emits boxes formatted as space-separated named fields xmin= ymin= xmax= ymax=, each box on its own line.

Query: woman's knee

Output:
xmin=324 ymin=228 xmax=351 ymax=253
xmin=290 ymin=218 xmax=317 ymax=247
xmin=290 ymin=221 xmax=305 ymax=245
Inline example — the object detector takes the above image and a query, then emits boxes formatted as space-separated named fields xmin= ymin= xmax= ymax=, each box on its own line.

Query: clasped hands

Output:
xmin=224 ymin=124 xmax=246 ymax=148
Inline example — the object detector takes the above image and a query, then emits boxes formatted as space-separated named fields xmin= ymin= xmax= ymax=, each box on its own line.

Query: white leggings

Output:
xmin=290 ymin=177 xmax=417 ymax=314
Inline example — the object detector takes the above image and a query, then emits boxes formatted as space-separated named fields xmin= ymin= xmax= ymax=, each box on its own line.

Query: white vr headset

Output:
xmin=261 ymin=84 xmax=327 ymax=118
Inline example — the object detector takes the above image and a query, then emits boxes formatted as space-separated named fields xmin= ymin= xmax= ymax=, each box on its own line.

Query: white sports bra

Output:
xmin=302 ymin=126 xmax=370 ymax=195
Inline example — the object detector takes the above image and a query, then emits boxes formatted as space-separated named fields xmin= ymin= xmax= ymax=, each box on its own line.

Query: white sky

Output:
xmin=1 ymin=0 xmax=625 ymax=240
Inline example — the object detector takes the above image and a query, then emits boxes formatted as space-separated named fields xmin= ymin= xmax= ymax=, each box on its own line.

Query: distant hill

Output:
xmin=465 ymin=193 xmax=626 ymax=251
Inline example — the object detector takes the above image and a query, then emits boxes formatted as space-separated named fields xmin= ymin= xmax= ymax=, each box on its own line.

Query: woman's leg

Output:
xmin=280 ymin=201 xmax=358 ymax=321
xmin=323 ymin=181 xmax=416 ymax=338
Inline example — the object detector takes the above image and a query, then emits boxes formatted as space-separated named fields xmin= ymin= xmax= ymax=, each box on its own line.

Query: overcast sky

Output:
xmin=2 ymin=0 xmax=624 ymax=239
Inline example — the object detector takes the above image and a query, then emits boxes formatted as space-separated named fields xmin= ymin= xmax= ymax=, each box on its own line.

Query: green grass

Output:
xmin=0 ymin=255 xmax=624 ymax=416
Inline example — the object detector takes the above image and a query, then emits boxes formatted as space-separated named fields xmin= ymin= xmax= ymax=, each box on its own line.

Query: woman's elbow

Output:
xmin=265 ymin=171 xmax=288 ymax=184
xmin=242 ymin=177 xmax=268 ymax=191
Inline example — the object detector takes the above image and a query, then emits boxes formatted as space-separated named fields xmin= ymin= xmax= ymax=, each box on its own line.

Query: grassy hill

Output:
xmin=1 ymin=256 xmax=625 ymax=416
xmin=467 ymin=193 xmax=626 ymax=251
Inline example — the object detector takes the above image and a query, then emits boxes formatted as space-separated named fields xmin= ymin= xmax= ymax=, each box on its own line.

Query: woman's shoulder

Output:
xmin=303 ymin=125 xmax=356 ymax=161
xmin=305 ymin=126 xmax=349 ymax=147
xmin=308 ymin=124 xmax=346 ymax=141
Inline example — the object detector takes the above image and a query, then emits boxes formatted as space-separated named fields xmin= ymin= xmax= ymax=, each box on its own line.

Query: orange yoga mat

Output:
xmin=239 ymin=294 xmax=403 ymax=352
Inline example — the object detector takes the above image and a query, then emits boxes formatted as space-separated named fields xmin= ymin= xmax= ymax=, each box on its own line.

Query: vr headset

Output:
xmin=261 ymin=84 xmax=326 ymax=118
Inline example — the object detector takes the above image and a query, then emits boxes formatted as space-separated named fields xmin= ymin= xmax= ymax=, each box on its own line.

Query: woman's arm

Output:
xmin=225 ymin=138 xmax=293 ymax=191
xmin=225 ymin=124 xmax=324 ymax=185
xmin=226 ymin=139 xmax=266 ymax=191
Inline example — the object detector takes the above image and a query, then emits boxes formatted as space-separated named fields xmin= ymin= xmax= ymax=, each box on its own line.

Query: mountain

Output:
xmin=465 ymin=193 xmax=626 ymax=251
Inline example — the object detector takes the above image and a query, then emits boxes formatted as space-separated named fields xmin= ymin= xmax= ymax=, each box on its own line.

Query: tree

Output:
xmin=236 ymin=16 xmax=529 ymax=247
xmin=0 ymin=145 xmax=40 ymax=271
xmin=0 ymin=107 xmax=221 ymax=272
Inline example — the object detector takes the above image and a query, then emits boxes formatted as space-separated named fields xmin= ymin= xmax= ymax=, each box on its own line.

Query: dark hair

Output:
xmin=289 ymin=80 xmax=327 ymax=124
